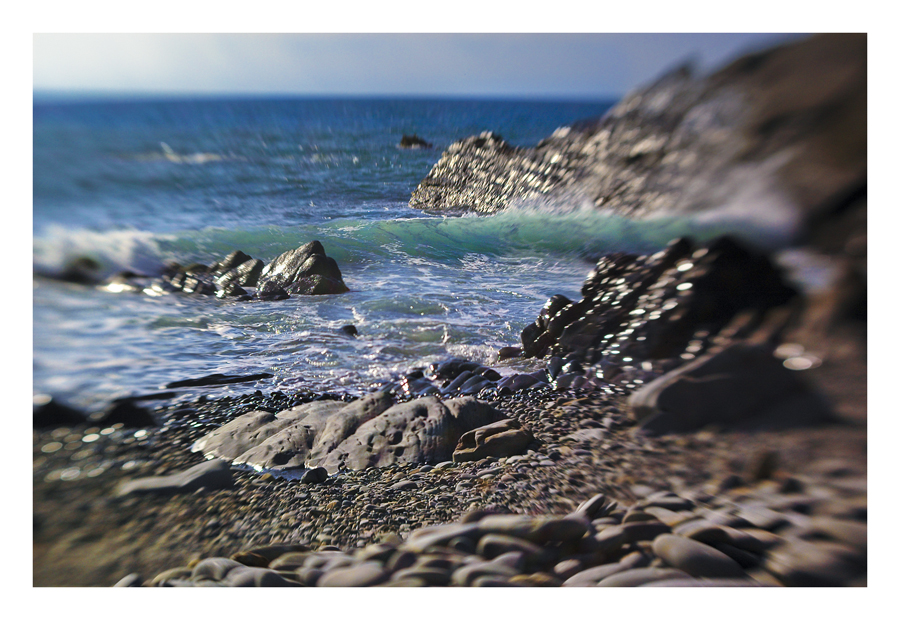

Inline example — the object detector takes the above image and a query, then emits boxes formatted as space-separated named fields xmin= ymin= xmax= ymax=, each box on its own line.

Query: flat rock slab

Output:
xmin=166 ymin=372 xmax=274 ymax=388
xmin=116 ymin=459 xmax=233 ymax=496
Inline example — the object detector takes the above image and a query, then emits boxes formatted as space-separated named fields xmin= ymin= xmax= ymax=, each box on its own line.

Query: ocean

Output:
xmin=33 ymin=96 xmax=770 ymax=411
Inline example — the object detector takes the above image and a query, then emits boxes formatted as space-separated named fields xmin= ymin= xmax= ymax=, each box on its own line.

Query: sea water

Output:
xmin=33 ymin=97 xmax=772 ymax=411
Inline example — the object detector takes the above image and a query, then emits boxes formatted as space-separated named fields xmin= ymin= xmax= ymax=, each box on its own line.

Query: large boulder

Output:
xmin=520 ymin=236 xmax=796 ymax=365
xmin=116 ymin=459 xmax=233 ymax=496
xmin=192 ymin=393 xmax=506 ymax=474
xmin=257 ymin=240 xmax=348 ymax=294
xmin=409 ymin=34 xmax=866 ymax=260
xmin=628 ymin=343 xmax=833 ymax=433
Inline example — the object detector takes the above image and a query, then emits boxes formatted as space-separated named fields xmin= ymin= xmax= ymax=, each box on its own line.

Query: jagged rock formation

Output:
xmin=102 ymin=240 xmax=349 ymax=300
xmin=409 ymin=34 xmax=866 ymax=264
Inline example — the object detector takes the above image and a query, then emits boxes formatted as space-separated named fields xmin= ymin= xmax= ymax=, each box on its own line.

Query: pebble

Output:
xmin=651 ymin=534 xmax=746 ymax=578
xmin=318 ymin=562 xmax=389 ymax=587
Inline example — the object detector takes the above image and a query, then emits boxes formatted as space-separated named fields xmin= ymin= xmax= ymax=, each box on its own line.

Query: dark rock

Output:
xmin=300 ymin=467 xmax=328 ymax=484
xmin=33 ymin=395 xmax=88 ymax=428
xmin=339 ymin=324 xmax=359 ymax=337
xmin=408 ymin=35 xmax=866 ymax=264
xmin=652 ymin=534 xmax=747 ymax=578
xmin=35 ymin=256 xmax=104 ymax=284
xmin=90 ymin=400 xmax=157 ymax=428
xmin=258 ymin=240 xmax=348 ymax=295
xmin=285 ymin=274 xmax=349 ymax=295
xmin=254 ymin=280 xmax=290 ymax=300
xmin=116 ymin=459 xmax=233 ymax=496
xmin=211 ymin=250 xmax=252 ymax=275
xmin=629 ymin=343 xmax=833 ymax=433
xmin=399 ymin=134 xmax=432 ymax=149
xmin=497 ymin=346 xmax=522 ymax=359
xmin=165 ymin=372 xmax=274 ymax=389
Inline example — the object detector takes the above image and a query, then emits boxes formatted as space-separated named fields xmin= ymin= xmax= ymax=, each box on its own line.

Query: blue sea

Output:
xmin=32 ymin=96 xmax=783 ymax=411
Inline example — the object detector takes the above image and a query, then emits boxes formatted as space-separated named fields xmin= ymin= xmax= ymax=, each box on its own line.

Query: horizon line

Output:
xmin=32 ymin=89 xmax=625 ymax=105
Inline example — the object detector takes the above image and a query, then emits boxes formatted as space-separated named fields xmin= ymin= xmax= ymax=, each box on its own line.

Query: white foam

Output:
xmin=33 ymin=225 xmax=166 ymax=277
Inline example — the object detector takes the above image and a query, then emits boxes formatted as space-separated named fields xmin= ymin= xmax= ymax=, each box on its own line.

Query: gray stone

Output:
xmin=191 ymin=557 xmax=244 ymax=581
xmin=318 ymin=562 xmax=390 ymax=587
xmin=629 ymin=343 xmax=832 ymax=434
xmin=596 ymin=567 xmax=692 ymax=587
xmin=476 ymin=534 xmax=554 ymax=566
xmin=765 ymin=539 xmax=865 ymax=586
xmin=452 ymin=418 xmax=534 ymax=462
xmin=319 ymin=397 xmax=505 ymax=472
xmin=225 ymin=567 xmax=297 ymax=587
xmin=451 ymin=560 xmax=520 ymax=586
xmin=652 ymin=534 xmax=746 ymax=578
xmin=116 ymin=459 xmax=233 ymax=497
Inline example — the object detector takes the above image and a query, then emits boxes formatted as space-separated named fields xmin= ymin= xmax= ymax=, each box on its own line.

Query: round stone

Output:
xmin=652 ymin=534 xmax=746 ymax=578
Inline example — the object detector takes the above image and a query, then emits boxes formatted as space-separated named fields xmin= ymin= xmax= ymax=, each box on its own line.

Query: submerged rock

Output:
xmin=399 ymin=134 xmax=432 ymax=149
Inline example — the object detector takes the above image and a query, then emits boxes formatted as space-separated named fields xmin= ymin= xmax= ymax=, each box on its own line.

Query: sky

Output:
xmin=33 ymin=33 xmax=805 ymax=100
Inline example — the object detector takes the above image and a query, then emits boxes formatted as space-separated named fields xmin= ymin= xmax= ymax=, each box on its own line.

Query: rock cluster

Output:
xmin=519 ymin=235 xmax=796 ymax=366
xmin=130 ymin=464 xmax=866 ymax=587
xmin=103 ymin=240 xmax=349 ymax=300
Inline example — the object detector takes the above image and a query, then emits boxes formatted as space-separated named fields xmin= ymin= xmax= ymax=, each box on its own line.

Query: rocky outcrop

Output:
xmin=519 ymin=235 xmax=796 ymax=366
xmin=102 ymin=239 xmax=349 ymax=301
xmin=191 ymin=392 xmax=515 ymax=474
xmin=258 ymin=240 xmax=348 ymax=294
xmin=409 ymin=34 xmax=866 ymax=261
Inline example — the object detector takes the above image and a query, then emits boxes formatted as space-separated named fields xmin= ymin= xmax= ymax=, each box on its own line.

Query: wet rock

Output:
xmin=166 ymin=372 xmax=274 ymax=389
xmin=116 ymin=459 xmax=233 ymax=496
xmin=339 ymin=324 xmax=359 ymax=337
xmin=399 ymin=134 xmax=432 ymax=149
xmin=210 ymin=250 xmax=252 ymax=276
xmin=258 ymin=240 xmax=348 ymax=295
xmin=216 ymin=258 xmax=264 ymax=291
xmin=254 ymin=280 xmax=290 ymax=300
